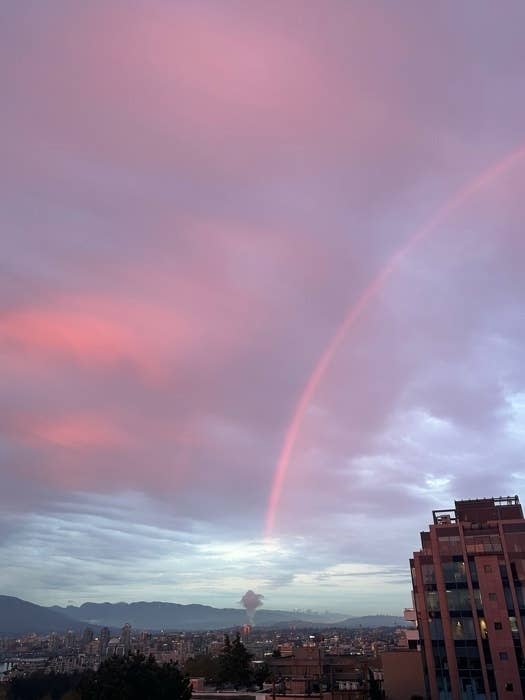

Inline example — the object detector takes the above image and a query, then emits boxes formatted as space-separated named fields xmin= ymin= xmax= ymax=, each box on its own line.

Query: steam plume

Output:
xmin=240 ymin=590 xmax=264 ymax=624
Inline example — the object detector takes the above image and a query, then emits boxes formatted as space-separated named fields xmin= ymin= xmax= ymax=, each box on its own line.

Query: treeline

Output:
xmin=6 ymin=653 xmax=192 ymax=700
xmin=5 ymin=634 xmax=270 ymax=700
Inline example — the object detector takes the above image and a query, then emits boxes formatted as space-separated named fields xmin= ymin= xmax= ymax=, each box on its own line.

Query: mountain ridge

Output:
xmin=50 ymin=601 xmax=347 ymax=630
xmin=0 ymin=595 xmax=82 ymax=636
xmin=0 ymin=596 xmax=406 ymax=635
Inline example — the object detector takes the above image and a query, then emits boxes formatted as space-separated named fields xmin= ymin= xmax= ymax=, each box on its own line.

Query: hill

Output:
xmin=0 ymin=596 xmax=406 ymax=635
xmin=51 ymin=601 xmax=310 ymax=630
xmin=0 ymin=596 xmax=81 ymax=636
xmin=51 ymin=601 xmax=405 ymax=631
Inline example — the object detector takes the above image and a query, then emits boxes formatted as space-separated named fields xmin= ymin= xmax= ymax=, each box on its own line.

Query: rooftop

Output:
xmin=432 ymin=496 xmax=522 ymax=525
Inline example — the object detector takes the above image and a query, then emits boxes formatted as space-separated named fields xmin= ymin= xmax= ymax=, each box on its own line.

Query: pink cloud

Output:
xmin=0 ymin=277 xmax=259 ymax=379
xmin=29 ymin=415 xmax=126 ymax=450
xmin=4 ymin=1 xmax=416 ymax=183
xmin=0 ymin=308 xmax=140 ymax=367
xmin=0 ymin=400 xmax=214 ymax=495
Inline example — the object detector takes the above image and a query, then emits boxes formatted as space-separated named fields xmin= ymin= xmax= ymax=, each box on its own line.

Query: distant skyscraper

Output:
xmin=411 ymin=496 xmax=525 ymax=699
xmin=121 ymin=623 xmax=132 ymax=653
xmin=65 ymin=629 xmax=76 ymax=649
xmin=99 ymin=626 xmax=110 ymax=657
xmin=81 ymin=627 xmax=94 ymax=649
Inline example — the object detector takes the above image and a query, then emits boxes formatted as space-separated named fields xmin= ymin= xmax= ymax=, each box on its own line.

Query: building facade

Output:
xmin=267 ymin=646 xmax=377 ymax=700
xmin=411 ymin=497 xmax=525 ymax=699
xmin=381 ymin=648 xmax=425 ymax=700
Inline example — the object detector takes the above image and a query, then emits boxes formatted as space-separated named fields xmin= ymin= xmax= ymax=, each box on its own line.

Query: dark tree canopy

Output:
xmin=81 ymin=653 xmax=192 ymax=700
xmin=184 ymin=655 xmax=219 ymax=684
xmin=7 ymin=672 xmax=82 ymax=700
xmin=6 ymin=655 xmax=191 ymax=700
xmin=217 ymin=633 xmax=253 ymax=688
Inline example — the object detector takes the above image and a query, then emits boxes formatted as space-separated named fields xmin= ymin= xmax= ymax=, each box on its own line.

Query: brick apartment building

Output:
xmin=411 ymin=496 xmax=525 ymax=699
xmin=267 ymin=646 xmax=378 ymax=700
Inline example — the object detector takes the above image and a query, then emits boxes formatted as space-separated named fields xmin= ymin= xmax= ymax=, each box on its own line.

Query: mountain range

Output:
xmin=0 ymin=596 xmax=406 ymax=636
xmin=0 ymin=595 xmax=83 ymax=636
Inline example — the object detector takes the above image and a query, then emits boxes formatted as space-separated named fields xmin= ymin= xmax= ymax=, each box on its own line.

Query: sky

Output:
xmin=1 ymin=1 xmax=525 ymax=616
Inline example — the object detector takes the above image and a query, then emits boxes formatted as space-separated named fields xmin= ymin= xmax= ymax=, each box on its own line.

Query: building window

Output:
xmin=473 ymin=588 xmax=483 ymax=610
xmin=438 ymin=535 xmax=462 ymax=554
xmin=452 ymin=617 xmax=476 ymax=640
xmin=442 ymin=560 xmax=467 ymax=583
xmin=494 ymin=622 xmax=502 ymax=630
xmin=499 ymin=652 xmax=508 ymax=660
xmin=484 ymin=564 xmax=492 ymax=573
xmin=446 ymin=588 xmax=470 ymax=611
xmin=468 ymin=559 xmax=479 ymax=583
xmin=421 ymin=563 xmax=435 ymax=584
xmin=489 ymin=592 xmax=497 ymax=601
xmin=479 ymin=618 xmax=488 ymax=639
xmin=426 ymin=591 xmax=440 ymax=612
xmin=429 ymin=618 xmax=444 ymax=641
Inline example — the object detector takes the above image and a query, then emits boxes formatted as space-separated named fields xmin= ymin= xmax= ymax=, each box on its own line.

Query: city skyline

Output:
xmin=1 ymin=2 xmax=525 ymax=613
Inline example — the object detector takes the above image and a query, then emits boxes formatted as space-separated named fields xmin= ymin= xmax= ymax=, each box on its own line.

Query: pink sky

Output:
xmin=1 ymin=0 xmax=525 ymax=612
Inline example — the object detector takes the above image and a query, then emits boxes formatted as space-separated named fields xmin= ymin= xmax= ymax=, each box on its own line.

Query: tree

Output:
xmin=219 ymin=633 xmax=253 ymax=687
xmin=157 ymin=661 xmax=193 ymax=700
xmin=253 ymin=662 xmax=270 ymax=689
xmin=80 ymin=652 xmax=192 ymax=700
xmin=217 ymin=633 xmax=253 ymax=688
xmin=184 ymin=655 xmax=219 ymax=684
xmin=8 ymin=672 xmax=82 ymax=700
xmin=217 ymin=634 xmax=234 ymax=687
xmin=230 ymin=634 xmax=253 ymax=687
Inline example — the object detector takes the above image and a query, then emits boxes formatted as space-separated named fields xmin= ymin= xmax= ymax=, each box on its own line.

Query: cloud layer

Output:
xmin=1 ymin=0 xmax=525 ymax=613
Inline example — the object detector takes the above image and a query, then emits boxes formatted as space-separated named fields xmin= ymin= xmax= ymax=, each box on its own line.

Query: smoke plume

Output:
xmin=240 ymin=590 xmax=264 ymax=624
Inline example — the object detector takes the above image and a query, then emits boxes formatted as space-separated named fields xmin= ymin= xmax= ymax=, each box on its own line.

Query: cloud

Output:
xmin=1 ymin=0 xmax=525 ymax=613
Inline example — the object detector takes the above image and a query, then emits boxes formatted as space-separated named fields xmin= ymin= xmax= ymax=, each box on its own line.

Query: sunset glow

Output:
xmin=1 ymin=1 xmax=525 ymax=614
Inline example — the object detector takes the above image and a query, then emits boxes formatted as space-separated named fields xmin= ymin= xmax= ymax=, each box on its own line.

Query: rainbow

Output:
xmin=265 ymin=142 xmax=525 ymax=538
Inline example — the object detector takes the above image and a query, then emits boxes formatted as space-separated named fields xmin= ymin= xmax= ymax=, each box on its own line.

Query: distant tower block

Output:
xmin=121 ymin=623 xmax=132 ymax=653
xmin=99 ymin=626 xmax=110 ymax=657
